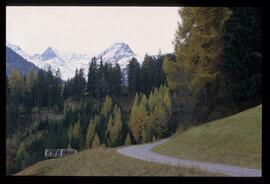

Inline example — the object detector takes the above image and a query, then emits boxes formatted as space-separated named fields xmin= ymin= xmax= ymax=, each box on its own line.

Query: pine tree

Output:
xmin=110 ymin=106 xmax=122 ymax=146
xmin=125 ymin=132 xmax=131 ymax=145
xmin=164 ymin=7 xmax=231 ymax=124
xmin=72 ymin=120 xmax=82 ymax=149
xmin=9 ymin=69 xmax=24 ymax=104
xmin=26 ymin=69 xmax=37 ymax=92
xmin=113 ymin=63 xmax=122 ymax=99
xmin=73 ymin=120 xmax=81 ymax=138
xmin=142 ymin=127 xmax=152 ymax=143
xmin=127 ymin=57 xmax=141 ymax=98
xmin=47 ymin=66 xmax=54 ymax=107
xmin=15 ymin=142 xmax=27 ymax=168
xmin=97 ymin=59 xmax=109 ymax=99
xmin=101 ymin=95 xmax=113 ymax=118
xmin=98 ymin=95 xmax=113 ymax=143
xmin=152 ymin=104 xmax=168 ymax=138
xmin=85 ymin=118 xmax=97 ymax=148
xmin=105 ymin=115 xmax=114 ymax=146
xmin=67 ymin=124 xmax=74 ymax=146
xmin=92 ymin=133 xmax=100 ymax=148
xmin=71 ymin=68 xmax=86 ymax=99
xmin=55 ymin=68 xmax=64 ymax=111
xmin=140 ymin=55 xmax=156 ymax=95
xmin=221 ymin=8 xmax=262 ymax=103
xmin=129 ymin=93 xmax=149 ymax=143
xmin=87 ymin=57 xmax=98 ymax=97
xmin=128 ymin=94 xmax=140 ymax=143
xmin=163 ymin=88 xmax=172 ymax=115
xmin=37 ymin=69 xmax=49 ymax=107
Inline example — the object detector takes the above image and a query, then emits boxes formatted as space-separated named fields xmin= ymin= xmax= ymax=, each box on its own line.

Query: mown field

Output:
xmin=16 ymin=148 xmax=218 ymax=176
xmin=153 ymin=105 xmax=262 ymax=169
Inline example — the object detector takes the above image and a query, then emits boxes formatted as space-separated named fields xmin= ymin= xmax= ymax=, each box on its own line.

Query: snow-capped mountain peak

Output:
xmin=41 ymin=47 xmax=58 ymax=60
xmin=6 ymin=41 xmax=143 ymax=81
xmin=96 ymin=42 xmax=135 ymax=64
xmin=6 ymin=41 xmax=22 ymax=51
xmin=6 ymin=41 xmax=32 ymax=62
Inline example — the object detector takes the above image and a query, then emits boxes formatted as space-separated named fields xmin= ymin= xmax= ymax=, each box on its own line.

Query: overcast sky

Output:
xmin=6 ymin=6 xmax=179 ymax=56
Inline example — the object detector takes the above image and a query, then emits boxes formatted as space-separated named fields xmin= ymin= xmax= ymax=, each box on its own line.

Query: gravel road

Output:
xmin=116 ymin=138 xmax=261 ymax=176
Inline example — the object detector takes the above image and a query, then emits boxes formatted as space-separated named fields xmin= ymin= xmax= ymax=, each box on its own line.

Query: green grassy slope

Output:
xmin=153 ymin=105 xmax=262 ymax=169
xmin=16 ymin=148 xmax=218 ymax=176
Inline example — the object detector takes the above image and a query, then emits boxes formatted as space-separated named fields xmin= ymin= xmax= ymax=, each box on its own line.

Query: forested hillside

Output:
xmin=6 ymin=53 xmax=175 ymax=174
xmin=6 ymin=7 xmax=262 ymax=175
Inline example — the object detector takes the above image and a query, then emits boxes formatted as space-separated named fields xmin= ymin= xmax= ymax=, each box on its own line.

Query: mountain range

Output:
xmin=6 ymin=42 xmax=143 ymax=81
xmin=6 ymin=47 xmax=40 ymax=76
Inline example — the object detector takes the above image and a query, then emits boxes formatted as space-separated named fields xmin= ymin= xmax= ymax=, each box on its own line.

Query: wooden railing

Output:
xmin=45 ymin=149 xmax=77 ymax=158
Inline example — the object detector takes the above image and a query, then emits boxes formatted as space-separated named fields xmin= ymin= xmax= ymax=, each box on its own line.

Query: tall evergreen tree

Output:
xmin=221 ymin=8 xmax=262 ymax=104
xmin=9 ymin=69 xmax=24 ymax=104
xmin=85 ymin=116 xmax=98 ymax=148
xmin=25 ymin=69 xmax=37 ymax=92
xmin=87 ymin=57 xmax=98 ymax=98
xmin=164 ymin=7 xmax=231 ymax=124
xmin=110 ymin=105 xmax=123 ymax=146
xmin=92 ymin=133 xmax=100 ymax=148
xmin=124 ymin=132 xmax=131 ymax=145
xmin=140 ymin=55 xmax=156 ymax=95
xmin=127 ymin=57 xmax=141 ymax=98
xmin=72 ymin=120 xmax=82 ymax=149
xmin=129 ymin=93 xmax=148 ymax=143
xmin=105 ymin=115 xmax=114 ymax=146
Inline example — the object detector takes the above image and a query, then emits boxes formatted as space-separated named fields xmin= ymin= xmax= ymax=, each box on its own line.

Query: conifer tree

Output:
xmin=221 ymin=8 xmax=262 ymax=103
xmin=125 ymin=132 xmax=131 ymax=145
xmin=164 ymin=7 xmax=231 ymax=124
xmin=15 ymin=142 xmax=27 ymax=169
xmin=129 ymin=94 xmax=141 ymax=143
xmin=87 ymin=57 xmax=98 ymax=97
xmin=142 ymin=127 xmax=152 ymax=143
xmin=110 ymin=106 xmax=122 ymax=146
xmin=129 ymin=93 xmax=149 ymax=143
xmin=26 ymin=69 xmax=37 ymax=92
xmin=85 ymin=118 xmax=97 ymax=148
xmin=127 ymin=57 xmax=141 ymax=98
xmin=101 ymin=95 xmax=113 ymax=118
xmin=98 ymin=95 xmax=113 ymax=143
xmin=105 ymin=115 xmax=114 ymax=146
xmin=140 ymin=55 xmax=156 ymax=95
xmin=67 ymin=124 xmax=73 ymax=147
xmin=92 ymin=133 xmax=100 ymax=148
xmin=72 ymin=120 xmax=82 ymax=149
xmin=9 ymin=69 xmax=24 ymax=104
xmin=163 ymin=88 xmax=172 ymax=115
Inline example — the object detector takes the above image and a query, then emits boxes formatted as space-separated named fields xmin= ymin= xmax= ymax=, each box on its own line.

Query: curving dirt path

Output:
xmin=116 ymin=138 xmax=261 ymax=176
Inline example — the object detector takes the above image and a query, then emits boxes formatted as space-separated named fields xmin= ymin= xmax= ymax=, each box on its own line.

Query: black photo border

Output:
xmin=0 ymin=0 xmax=266 ymax=184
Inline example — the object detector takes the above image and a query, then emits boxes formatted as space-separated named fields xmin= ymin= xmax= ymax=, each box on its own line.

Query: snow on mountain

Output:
xmin=6 ymin=41 xmax=143 ymax=81
xmin=6 ymin=47 xmax=40 ymax=76
xmin=28 ymin=47 xmax=91 ymax=81
xmin=96 ymin=42 xmax=143 ymax=68
xmin=58 ymin=52 xmax=92 ymax=76
xmin=40 ymin=47 xmax=58 ymax=60
xmin=6 ymin=41 xmax=32 ymax=62
xmin=97 ymin=42 xmax=134 ymax=63
xmin=95 ymin=42 xmax=144 ymax=83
